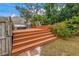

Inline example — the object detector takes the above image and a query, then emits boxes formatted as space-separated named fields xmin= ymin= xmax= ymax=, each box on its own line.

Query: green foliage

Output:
xmin=51 ymin=26 xmax=75 ymax=38
xmin=49 ymin=16 xmax=79 ymax=38
xmin=44 ymin=3 xmax=79 ymax=24
xmin=31 ymin=15 xmax=57 ymax=26
xmin=31 ymin=15 xmax=48 ymax=26
xmin=60 ymin=4 xmax=79 ymax=21
xmin=16 ymin=3 xmax=79 ymax=25
xmin=54 ymin=28 xmax=74 ymax=37
xmin=44 ymin=3 xmax=54 ymax=18
xmin=65 ymin=16 xmax=79 ymax=29
xmin=44 ymin=3 xmax=60 ymax=24
xmin=53 ymin=25 xmax=77 ymax=38
xmin=42 ymin=18 xmax=52 ymax=25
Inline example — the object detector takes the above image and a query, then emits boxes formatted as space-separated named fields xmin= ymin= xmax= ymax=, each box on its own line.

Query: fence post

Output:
xmin=6 ymin=17 xmax=13 ymax=56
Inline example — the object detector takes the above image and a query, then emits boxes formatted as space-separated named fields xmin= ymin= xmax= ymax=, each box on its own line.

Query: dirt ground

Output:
xmin=41 ymin=36 xmax=79 ymax=56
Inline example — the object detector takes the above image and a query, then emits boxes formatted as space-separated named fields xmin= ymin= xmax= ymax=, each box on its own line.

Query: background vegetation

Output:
xmin=16 ymin=3 xmax=79 ymax=38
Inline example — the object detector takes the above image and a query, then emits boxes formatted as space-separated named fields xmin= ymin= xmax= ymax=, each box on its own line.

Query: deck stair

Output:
xmin=12 ymin=28 xmax=57 ymax=55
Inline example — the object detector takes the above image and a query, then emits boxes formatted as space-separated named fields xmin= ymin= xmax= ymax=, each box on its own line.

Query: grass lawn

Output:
xmin=40 ymin=36 xmax=79 ymax=56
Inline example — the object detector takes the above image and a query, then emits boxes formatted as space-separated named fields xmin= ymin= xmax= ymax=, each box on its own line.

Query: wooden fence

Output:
xmin=0 ymin=17 xmax=56 ymax=56
xmin=0 ymin=17 xmax=12 ymax=56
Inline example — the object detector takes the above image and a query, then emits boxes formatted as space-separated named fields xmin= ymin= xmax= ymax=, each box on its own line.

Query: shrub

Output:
xmin=42 ymin=18 xmax=52 ymax=25
xmin=54 ymin=27 xmax=76 ymax=38
xmin=65 ymin=16 xmax=79 ymax=27
xmin=49 ymin=16 xmax=79 ymax=38
xmin=49 ymin=20 xmax=77 ymax=38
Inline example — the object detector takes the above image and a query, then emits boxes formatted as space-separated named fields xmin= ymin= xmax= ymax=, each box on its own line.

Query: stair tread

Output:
xmin=13 ymin=34 xmax=54 ymax=46
xmin=13 ymin=30 xmax=49 ymax=38
xmin=13 ymin=32 xmax=52 ymax=40
xmin=13 ymin=28 xmax=44 ymax=34
xmin=12 ymin=28 xmax=56 ymax=55
xmin=12 ymin=37 xmax=57 ymax=53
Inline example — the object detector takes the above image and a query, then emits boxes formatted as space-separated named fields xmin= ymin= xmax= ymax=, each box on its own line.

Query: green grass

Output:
xmin=40 ymin=36 xmax=79 ymax=56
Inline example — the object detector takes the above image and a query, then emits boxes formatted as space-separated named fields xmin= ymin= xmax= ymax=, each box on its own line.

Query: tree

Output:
xmin=16 ymin=3 xmax=45 ymax=27
xmin=44 ymin=3 xmax=61 ymax=24
xmin=44 ymin=3 xmax=54 ymax=18
xmin=16 ymin=5 xmax=32 ymax=28
xmin=44 ymin=3 xmax=79 ymax=24
xmin=16 ymin=3 xmax=79 ymax=26
xmin=60 ymin=4 xmax=79 ymax=20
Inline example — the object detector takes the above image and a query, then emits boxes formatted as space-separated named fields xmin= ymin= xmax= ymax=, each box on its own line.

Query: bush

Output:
xmin=54 ymin=27 xmax=76 ymax=38
xmin=49 ymin=16 xmax=79 ymax=39
xmin=49 ymin=18 xmax=78 ymax=38
xmin=42 ymin=18 xmax=52 ymax=25
xmin=65 ymin=16 xmax=79 ymax=29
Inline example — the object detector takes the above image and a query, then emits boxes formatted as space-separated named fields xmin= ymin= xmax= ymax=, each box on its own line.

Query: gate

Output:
xmin=0 ymin=17 xmax=12 ymax=56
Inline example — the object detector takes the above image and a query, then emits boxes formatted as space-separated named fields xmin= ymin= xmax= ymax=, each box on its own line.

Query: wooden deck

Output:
xmin=12 ymin=27 xmax=57 ymax=56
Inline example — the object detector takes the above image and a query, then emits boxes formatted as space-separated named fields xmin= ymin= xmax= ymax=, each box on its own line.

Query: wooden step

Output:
xmin=13 ymin=34 xmax=54 ymax=49
xmin=13 ymin=29 xmax=44 ymax=34
xmin=12 ymin=28 xmax=57 ymax=56
xmin=12 ymin=37 xmax=57 ymax=55
xmin=13 ymin=32 xmax=52 ymax=44
xmin=13 ymin=30 xmax=49 ymax=39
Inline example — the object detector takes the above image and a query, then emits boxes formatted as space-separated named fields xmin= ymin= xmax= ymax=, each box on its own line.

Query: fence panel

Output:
xmin=0 ymin=17 xmax=12 ymax=56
